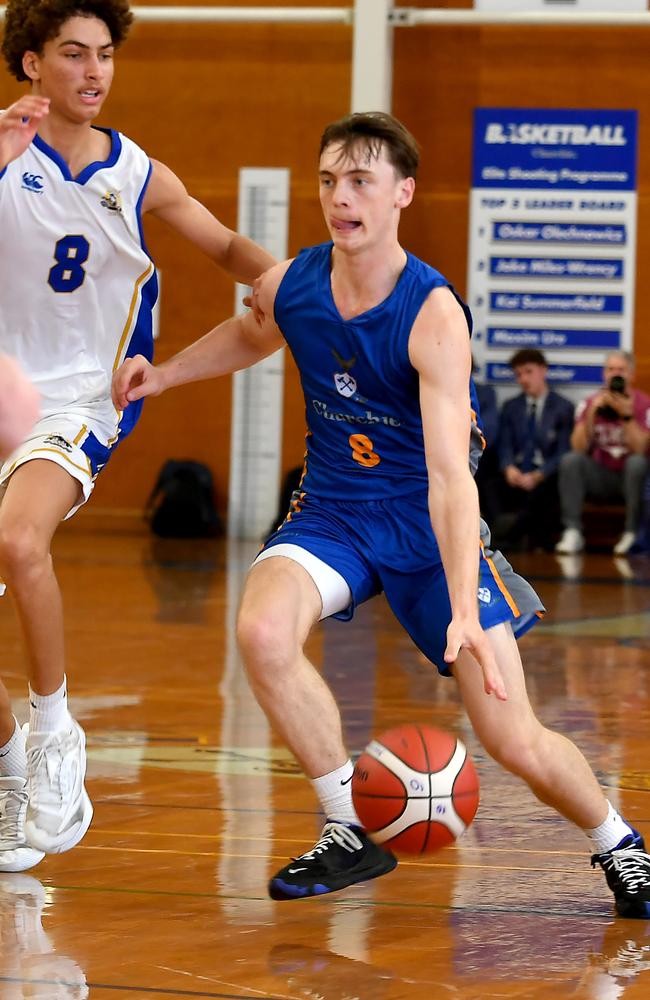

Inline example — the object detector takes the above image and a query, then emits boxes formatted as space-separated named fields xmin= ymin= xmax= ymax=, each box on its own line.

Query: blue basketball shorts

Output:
xmin=259 ymin=490 xmax=544 ymax=676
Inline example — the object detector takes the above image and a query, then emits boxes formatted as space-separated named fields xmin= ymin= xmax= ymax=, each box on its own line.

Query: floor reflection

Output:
xmin=268 ymin=941 xmax=395 ymax=1000
xmin=575 ymin=920 xmax=650 ymax=998
xmin=0 ymin=875 xmax=88 ymax=999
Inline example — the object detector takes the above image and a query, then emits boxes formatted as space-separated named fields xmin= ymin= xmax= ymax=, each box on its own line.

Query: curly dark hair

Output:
xmin=2 ymin=1 xmax=133 ymax=81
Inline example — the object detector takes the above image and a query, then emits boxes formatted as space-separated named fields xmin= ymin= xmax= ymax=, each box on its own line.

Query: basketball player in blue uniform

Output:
xmin=114 ymin=112 xmax=650 ymax=918
xmin=0 ymin=0 xmax=275 ymax=873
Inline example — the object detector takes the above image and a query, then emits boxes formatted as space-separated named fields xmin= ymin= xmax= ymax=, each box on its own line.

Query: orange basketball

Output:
xmin=351 ymin=724 xmax=480 ymax=855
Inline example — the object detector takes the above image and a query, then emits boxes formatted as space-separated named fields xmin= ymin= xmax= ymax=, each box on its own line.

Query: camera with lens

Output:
xmin=608 ymin=375 xmax=626 ymax=394
xmin=596 ymin=374 xmax=627 ymax=420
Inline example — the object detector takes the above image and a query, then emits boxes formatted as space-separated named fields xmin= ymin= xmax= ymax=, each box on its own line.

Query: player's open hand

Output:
xmin=444 ymin=617 xmax=507 ymax=701
xmin=112 ymin=355 xmax=165 ymax=409
xmin=247 ymin=275 xmax=266 ymax=326
xmin=0 ymin=96 xmax=50 ymax=170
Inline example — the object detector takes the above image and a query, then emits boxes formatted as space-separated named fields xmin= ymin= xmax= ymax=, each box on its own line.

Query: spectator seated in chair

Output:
xmin=555 ymin=351 xmax=650 ymax=556
xmin=495 ymin=348 xmax=574 ymax=551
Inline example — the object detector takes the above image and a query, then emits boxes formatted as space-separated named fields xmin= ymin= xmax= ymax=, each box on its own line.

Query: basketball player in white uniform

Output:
xmin=0 ymin=0 xmax=275 ymax=873
xmin=0 ymin=357 xmax=40 ymax=457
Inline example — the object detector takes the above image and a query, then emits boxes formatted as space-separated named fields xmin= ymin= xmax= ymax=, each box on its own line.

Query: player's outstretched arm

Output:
xmin=112 ymin=260 xmax=290 ymax=410
xmin=0 ymin=97 xmax=50 ymax=172
xmin=410 ymin=287 xmax=507 ymax=701
xmin=142 ymin=160 xmax=276 ymax=285
xmin=0 ymin=354 xmax=40 ymax=457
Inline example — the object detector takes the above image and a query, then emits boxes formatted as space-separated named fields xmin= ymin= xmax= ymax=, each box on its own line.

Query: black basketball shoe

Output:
xmin=592 ymin=829 xmax=650 ymax=918
xmin=269 ymin=820 xmax=398 ymax=901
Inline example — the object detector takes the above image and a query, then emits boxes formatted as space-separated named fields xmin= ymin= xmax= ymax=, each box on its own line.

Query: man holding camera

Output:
xmin=555 ymin=351 xmax=650 ymax=555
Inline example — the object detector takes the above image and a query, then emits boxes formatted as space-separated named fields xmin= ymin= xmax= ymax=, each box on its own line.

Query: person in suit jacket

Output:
xmin=496 ymin=349 xmax=574 ymax=550
xmin=472 ymin=365 xmax=502 ymax=526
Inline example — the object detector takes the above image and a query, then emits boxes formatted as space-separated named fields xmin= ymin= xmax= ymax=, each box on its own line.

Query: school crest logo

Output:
xmin=332 ymin=348 xmax=358 ymax=398
xmin=101 ymin=190 xmax=123 ymax=214
xmin=43 ymin=434 xmax=73 ymax=453
xmin=477 ymin=586 xmax=492 ymax=604
xmin=334 ymin=372 xmax=357 ymax=398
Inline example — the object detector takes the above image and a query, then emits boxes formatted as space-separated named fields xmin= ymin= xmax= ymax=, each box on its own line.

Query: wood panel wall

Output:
xmin=1 ymin=0 xmax=648 ymax=520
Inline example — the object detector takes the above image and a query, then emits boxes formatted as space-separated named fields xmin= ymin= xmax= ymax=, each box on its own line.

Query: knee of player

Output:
xmin=0 ymin=521 xmax=48 ymax=578
xmin=481 ymin=726 xmax=546 ymax=778
xmin=236 ymin=609 xmax=298 ymax=674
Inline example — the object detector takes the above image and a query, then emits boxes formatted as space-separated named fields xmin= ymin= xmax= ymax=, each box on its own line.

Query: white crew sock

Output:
xmin=29 ymin=678 xmax=72 ymax=734
xmin=312 ymin=760 xmax=361 ymax=826
xmin=585 ymin=801 xmax=636 ymax=854
xmin=0 ymin=717 xmax=27 ymax=778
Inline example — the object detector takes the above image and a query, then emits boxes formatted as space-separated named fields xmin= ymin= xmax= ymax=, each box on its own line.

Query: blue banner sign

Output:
xmin=469 ymin=107 xmax=637 ymax=402
xmin=491 ymin=221 xmax=626 ymax=245
xmin=489 ymin=257 xmax=623 ymax=280
xmin=489 ymin=292 xmax=623 ymax=315
xmin=473 ymin=109 xmax=638 ymax=191
xmin=486 ymin=327 xmax=621 ymax=350
xmin=487 ymin=362 xmax=605 ymax=386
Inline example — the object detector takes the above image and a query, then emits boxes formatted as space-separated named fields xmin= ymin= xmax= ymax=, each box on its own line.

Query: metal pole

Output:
xmin=0 ymin=6 xmax=352 ymax=24
xmin=351 ymin=0 xmax=394 ymax=112
xmin=398 ymin=9 xmax=650 ymax=28
xmin=2 ymin=6 xmax=647 ymax=26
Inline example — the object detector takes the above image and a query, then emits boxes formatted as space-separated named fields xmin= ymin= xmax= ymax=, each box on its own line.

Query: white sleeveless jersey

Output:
xmin=0 ymin=128 xmax=158 ymax=424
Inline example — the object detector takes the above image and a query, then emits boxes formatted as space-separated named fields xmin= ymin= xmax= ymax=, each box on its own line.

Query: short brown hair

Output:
xmin=509 ymin=348 xmax=547 ymax=369
xmin=319 ymin=112 xmax=420 ymax=180
xmin=2 ymin=0 xmax=133 ymax=81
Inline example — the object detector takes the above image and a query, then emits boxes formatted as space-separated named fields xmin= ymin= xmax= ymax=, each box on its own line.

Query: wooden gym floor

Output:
xmin=0 ymin=516 xmax=649 ymax=999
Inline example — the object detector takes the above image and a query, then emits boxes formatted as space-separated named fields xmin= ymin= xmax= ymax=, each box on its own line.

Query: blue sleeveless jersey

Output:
xmin=274 ymin=242 xmax=484 ymax=500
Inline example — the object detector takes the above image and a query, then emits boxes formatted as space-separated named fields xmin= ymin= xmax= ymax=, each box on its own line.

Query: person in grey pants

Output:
xmin=555 ymin=351 xmax=650 ymax=556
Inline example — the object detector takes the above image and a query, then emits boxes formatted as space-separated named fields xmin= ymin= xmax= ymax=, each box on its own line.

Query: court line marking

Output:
xmin=90 ymin=798 xmax=650 ymax=821
xmin=71 ymin=843 xmax=597 ymax=875
xmin=88 ymin=828 xmax=596 ymax=857
xmin=92 ymin=799 xmax=321 ymax=816
xmin=0 ymin=979 xmax=292 ymax=1000
xmin=156 ymin=966 xmax=293 ymax=999
xmin=25 ymin=883 xmax=612 ymax=920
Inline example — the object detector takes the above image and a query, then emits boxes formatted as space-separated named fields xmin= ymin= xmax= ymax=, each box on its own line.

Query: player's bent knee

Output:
xmin=235 ymin=610 xmax=298 ymax=676
xmin=481 ymin=729 xmax=546 ymax=780
xmin=0 ymin=522 xmax=47 ymax=577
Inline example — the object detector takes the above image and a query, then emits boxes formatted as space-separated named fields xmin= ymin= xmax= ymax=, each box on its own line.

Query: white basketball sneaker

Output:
xmin=0 ymin=777 xmax=45 ymax=872
xmin=24 ymin=720 xmax=93 ymax=854
xmin=613 ymin=530 xmax=637 ymax=556
xmin=555 ymin=527 xmax=585 ymax=554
